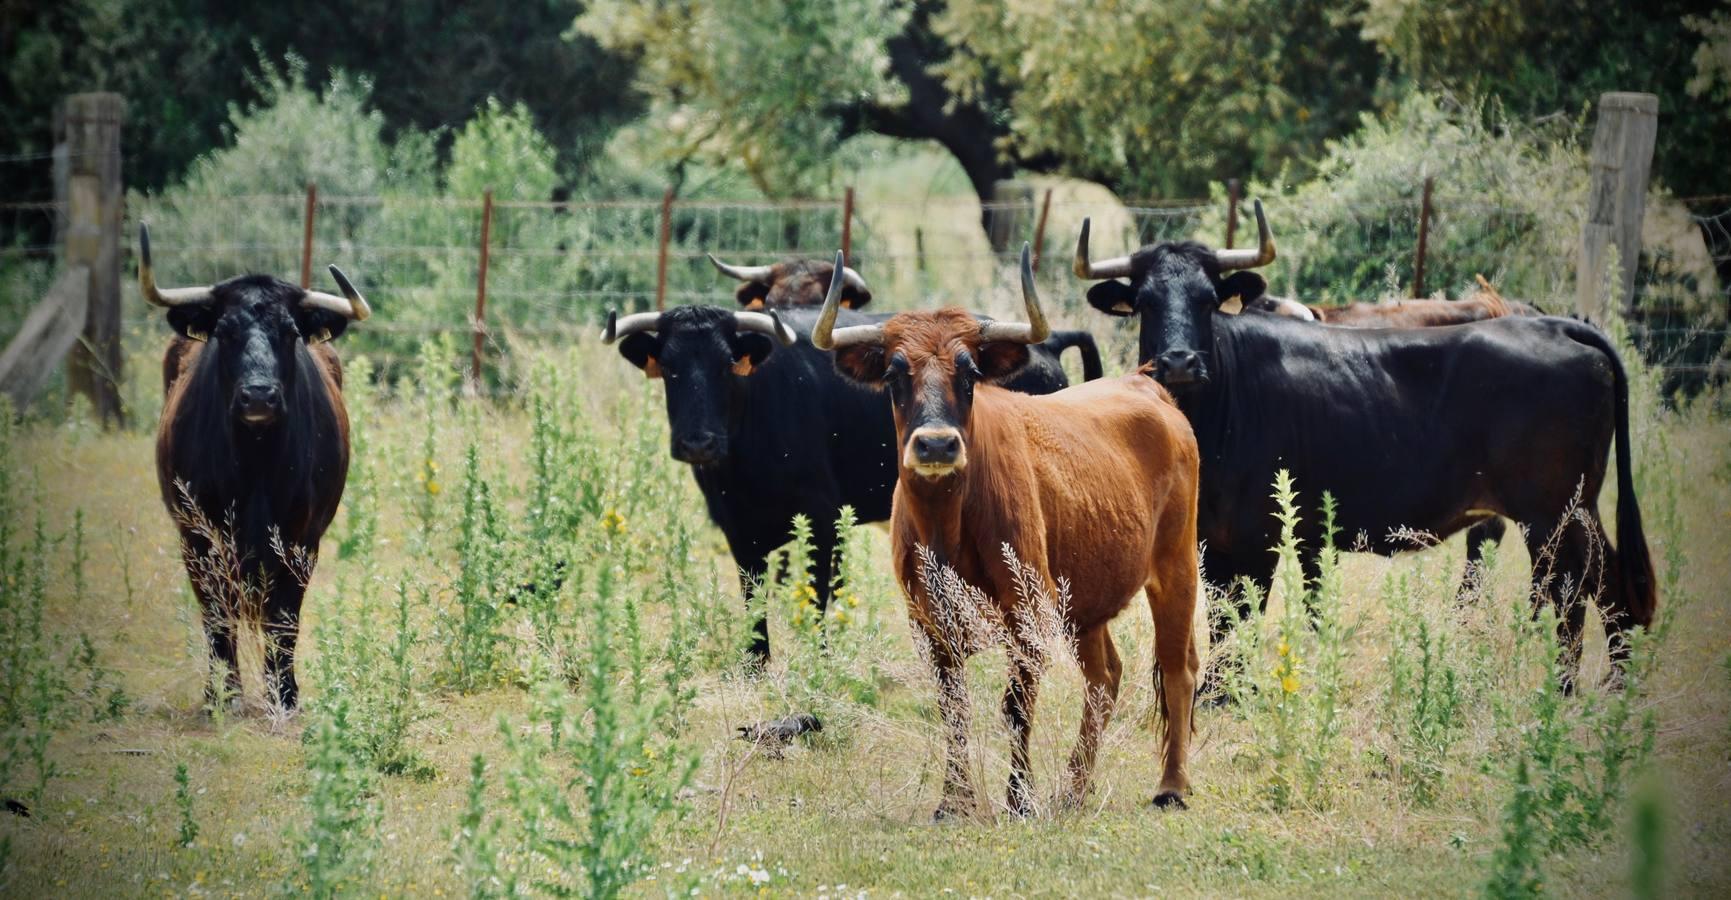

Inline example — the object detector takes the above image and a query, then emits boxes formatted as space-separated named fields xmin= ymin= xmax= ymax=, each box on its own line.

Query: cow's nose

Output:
xmin=912 ymin=430 xmax=962 ymax=465
xmin=673 ymin=432 xmax=725 ymax=466
xmin=1156 ymin=350 xmax=1206 ymax=385
xmin=236 ymin=383 xmax=282 ymax=421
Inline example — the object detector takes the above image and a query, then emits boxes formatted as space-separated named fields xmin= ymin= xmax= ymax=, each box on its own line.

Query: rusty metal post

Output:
xmin=1031 ymin=188 xmax=1053 ymax=272
xmin=472 ymin=189 xmax=493 ymax=387
xmin=655 ymin=187 xmax=674 ymax=310
xmin=299 ymin=183 xmax=317 ymax=289
xmin=1225 ymin=178 xmax=1242 ymax=249
xmin=841 ymin=185 xmax=855 ymax=260
xmin=1414 ymin=175 xmax=1435 ymax=299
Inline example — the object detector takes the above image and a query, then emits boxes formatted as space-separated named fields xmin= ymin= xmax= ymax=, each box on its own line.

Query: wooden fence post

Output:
xmin=299 ymin=183 xmax=317 ymax=289
xmin=841 ymin=185 xmax=855 ymax=260
xmin=59 ymin=92 xmax=125 ymax=426
xmin=471 ymin=189 xmax=493 ymax=389
xmin=1413 ymin=175 xmax=1435 ymax=299
xmin=656 ymin=187 xmax=674 ymax=310
xmin=1577 ymin=92 xmax=1659 ymax=318
xmin=1225 ymin=178 xmax=1242 ymax=249
xmin=1030 ymin=188 xmax=1053 ymax=272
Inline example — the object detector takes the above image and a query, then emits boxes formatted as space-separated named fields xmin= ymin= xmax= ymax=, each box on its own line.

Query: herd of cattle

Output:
xmin=140 ymin=202 xmax=1653 ymax=815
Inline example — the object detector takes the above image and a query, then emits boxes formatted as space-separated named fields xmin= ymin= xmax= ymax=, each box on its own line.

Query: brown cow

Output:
xmin=143 ymin=225 xmax=364 ymax=710
xmin=814 ymin=245 xmax=1202 ymax=816
xmin=709 ymin=253 xmax=874 ymax=310
xmin=1246 ymin=275 xmax=1536 ymax=326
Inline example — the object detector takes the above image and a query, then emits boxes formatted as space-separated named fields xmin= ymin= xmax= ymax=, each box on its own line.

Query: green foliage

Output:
xmin=437 ymin=440 xmax=509 ymax=692
xmin=293 ymin=695 xmax=380 ymax=898
xmin=1380 ymin=569 xmax=1473 ymax=805
xmin=447 ymin=98 xmax=561 ymax=203
xmin=935 ymin=0 xmax=1380 ymax=197
xmin=576 ymin=0 xmax=908 ymax=194
xmin=172 ymin=762 xmax=198 ymax=849
xmin=308 ymin=578 xmax=431 ymax=780
xmin=1196 ymin=93 xmax=1586 ymax=305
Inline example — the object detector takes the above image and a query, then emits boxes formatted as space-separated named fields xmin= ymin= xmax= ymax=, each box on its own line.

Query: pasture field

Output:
xmin=1 ymin=306 xmax=1729 ymax=899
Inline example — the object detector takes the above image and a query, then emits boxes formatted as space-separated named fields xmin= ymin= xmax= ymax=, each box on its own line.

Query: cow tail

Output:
xmin=1046 ymin=330 xmax=1104 ymax=381
xmin=1568 ymin=322 xmax=1657 ymax=628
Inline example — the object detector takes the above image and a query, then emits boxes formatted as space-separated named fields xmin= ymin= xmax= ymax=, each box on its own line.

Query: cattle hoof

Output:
xmin=932 ymin=799 xmax=973 ymax=823
xmin=1151 ymin=791 xmax=1188 ymax=810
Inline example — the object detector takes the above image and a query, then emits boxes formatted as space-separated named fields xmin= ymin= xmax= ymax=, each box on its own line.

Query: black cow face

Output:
xmin=171 ymin=276 xmax=352 ymax=429
xmin=1085 ymin=248 xmax=1265 ymax=389
xmin=616 ymin=307 xmax=778 ymax=467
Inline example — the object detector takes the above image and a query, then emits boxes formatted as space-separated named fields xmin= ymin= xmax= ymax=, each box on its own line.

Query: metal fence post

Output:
xmin=299 ymin=182 xmax=317 ymax=289
xmin=1225 ymin=178 xmax=1242 ymax=249
xmin=471 ymin=189 xmax=493 ymax=388
xmin=656 ymin=187 xmax=674 ymax=311
xmin=1414 ymin=175 xmax=1434 ymax=299
xmin=841 ymin=185 xmax=855 ymax=260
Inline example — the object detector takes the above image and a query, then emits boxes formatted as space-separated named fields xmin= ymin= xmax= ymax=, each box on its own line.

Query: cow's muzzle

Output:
xmin=905 ymin=427 xmax=966 ymax=477
xmin=235 ymin=382 xmax=283 ymax=427
xmin=1155 ymin=350 xmax=1209 ymax=387
xmin=673 ymin=432 xmax=727 ymax=467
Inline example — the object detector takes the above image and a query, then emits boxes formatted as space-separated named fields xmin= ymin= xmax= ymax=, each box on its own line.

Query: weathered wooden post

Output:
xmin=1578 ymin=92 xmax=1658 ymax=318
xmin=59 ymin=92 xmax=125 ymax=425
xmin=471 ymin=189 xmax=493 ymax=389
xmin=655 ymin=187 xmax=674 ymax=310
xmin=1413 ymin=175 xmax=1435 ymax=299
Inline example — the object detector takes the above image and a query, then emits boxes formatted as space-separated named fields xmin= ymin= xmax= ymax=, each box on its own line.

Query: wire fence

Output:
xmin=2 ymin=168 xmax=1727 ymax=397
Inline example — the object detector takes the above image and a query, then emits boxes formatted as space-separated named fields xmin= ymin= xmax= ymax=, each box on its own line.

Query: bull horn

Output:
xmin=837 ymin=263 xmax=869 ymax=294
xmin=979 ymin=244 xmax=1051 ymax=344
xmin=809 ymin=250 xmax=884 ymax=350
xmin=600 ymin=309 xmax=662 ymax=344
xmin=301 ymin=265 xmax=372 ymax=321
xmin=735 ymin=310 xmax=796 ymax=347
xmin=1072 ymin=217 xmax=1133 ymax=280
xmin=138 ymin=223 xmax=215 ymax=307
xmin=706 ymin=253 xmax=775 ymax=283
xmin=1214 ymin=199 xmax=1276 ymax=270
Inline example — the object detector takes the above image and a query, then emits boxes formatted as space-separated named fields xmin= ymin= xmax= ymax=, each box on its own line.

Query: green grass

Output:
xmin=1 ymin=306 xmax=1729 ymax=898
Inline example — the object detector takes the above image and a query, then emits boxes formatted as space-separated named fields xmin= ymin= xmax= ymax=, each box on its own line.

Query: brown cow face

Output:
xmin=734 ymin=260 xmax=872 ymax=311
xmin=832 ymin=309 xmax=1030 ymax=479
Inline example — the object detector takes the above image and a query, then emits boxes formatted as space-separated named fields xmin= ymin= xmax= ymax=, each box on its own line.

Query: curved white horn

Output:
xmin=809 ymin=250 xmax=884 ymax=350
xmin=1072 ymin=217 xmax=1132 ymax=280
xmin=706 ymin=253 xmax=775 ymax=283
xmin=838 ymin=264 xmax=869 ymax=294
xmin=979 ymin=244 xmax=1051 ymax=344
xmin=735 ymin=310 xmax=796 ymax=347
xmin=138 ymin=223 xmax=215 ymax=307
xmin=301 ymin=265 xmax=372 ymax=321
xmin=600 ymin=309 xmax=662 ymax=344
xmin=1214 ymin=199 xmax=1276 ymax=270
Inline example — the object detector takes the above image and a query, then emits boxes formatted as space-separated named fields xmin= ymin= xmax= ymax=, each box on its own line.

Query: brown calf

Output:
xmin=1248 ymin=275 xmax=1535 ymax=326
xmin=815 ymin=246 xmax=1202 ymax=816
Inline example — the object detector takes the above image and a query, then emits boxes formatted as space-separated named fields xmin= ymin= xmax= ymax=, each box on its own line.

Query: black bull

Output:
xmin=1079 ymin=234 xmax=1656 ymax=688
xmin=608 ymin=303 xmax=1100 ymax=662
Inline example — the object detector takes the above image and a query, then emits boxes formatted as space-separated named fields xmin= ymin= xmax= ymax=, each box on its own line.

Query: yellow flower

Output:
xmin=601 ymin=509 xmax=626 ymax=533
xmin=425 ymin=480 xmax=442 ymax=495
xmin=1277 ymin=638 xmax=1290 ymax=657
xmin=845 ymin=592 xmax=860 ymax=608
xmin=1281 ymin=674 xmax=1300 ymax=694
xmin=834 ymin=610 xmax=849 ymax=626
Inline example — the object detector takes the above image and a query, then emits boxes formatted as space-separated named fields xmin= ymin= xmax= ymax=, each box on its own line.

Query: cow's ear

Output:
xmin=166 ymin=304 xmax=220 ymax=342
xmin=730 ymin=332 xmax=775 ymax=376
xmin=832 ymin=344 xmax=887 ymax=386
xmin=1218 ymin=272 xmax=1267 ymax=306
xmin=618 ymin=332 xmax=663 ymax=379
xmin=292 ymin=305 xmax=351 ymax=345
xmin=1086 ymin=281 xmax=1137 ymax=317
xmin=840 ymin=285 xmax=872 ymax=311
xmin=976 ymin=341 xmax=1032 ymax=384
xmin=735 ymin=282 xmax=770 ymax=310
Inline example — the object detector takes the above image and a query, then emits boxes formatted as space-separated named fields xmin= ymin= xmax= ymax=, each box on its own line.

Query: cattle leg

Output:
xmin=1525 ymin=516 xmax=1599 ymax=694
xmin=1002 ymin=653 xmax=1042 ymax=816
xmin=1062 ymin=625 xmax=1121 ymax=808
xmin=928 ymin=645 xmax=976 ymax=820
xmin=733 ymin=561 xmax=773 ymax=668
xmin=1148 ymin=578 xmax=1199 ymax=809
xmin=201 ymin=615 xmax=241 ymax=711
xmin=1455 ymin=517 xmax=1507 ymax=603
xmin=264 ymin=582 xmax=305 ymax=711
